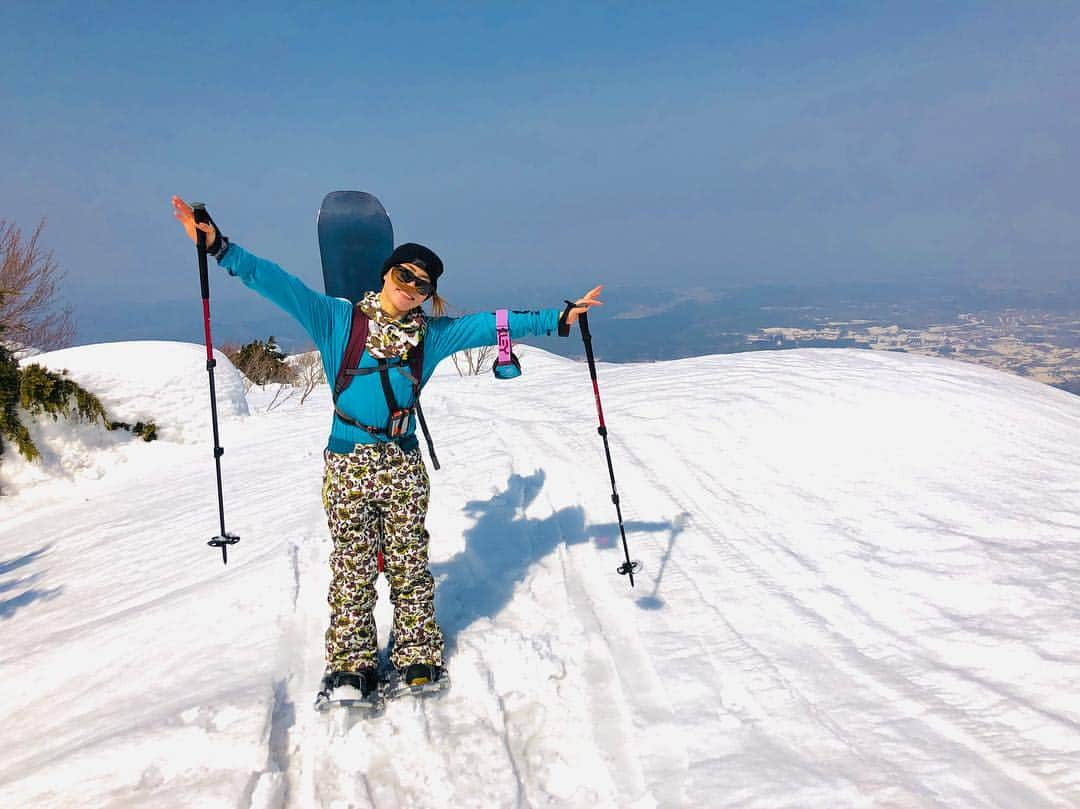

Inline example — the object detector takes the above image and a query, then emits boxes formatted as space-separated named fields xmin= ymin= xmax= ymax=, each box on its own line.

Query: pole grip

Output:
xmin=193 ymin=203 xmax=211 ymax=301
xmin=579 ymin=312 xmax=600 ymax=383
xmin=578 ymin=309 xmax=592 ymax=340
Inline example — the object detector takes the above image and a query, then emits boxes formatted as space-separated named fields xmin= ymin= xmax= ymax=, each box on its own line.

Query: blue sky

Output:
xmin=2 ymin=2 xmax=1078 ymax=343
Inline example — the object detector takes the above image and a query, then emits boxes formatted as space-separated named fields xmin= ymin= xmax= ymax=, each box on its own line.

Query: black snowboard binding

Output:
xmin=384 ymin=663 xmax=450 ymax=701
xmin=314 ymin=668 xmax=382 ymax=712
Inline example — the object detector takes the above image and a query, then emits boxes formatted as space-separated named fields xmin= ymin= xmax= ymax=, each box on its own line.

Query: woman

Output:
xmin=171 ymin=196 xmax=601 ymax=701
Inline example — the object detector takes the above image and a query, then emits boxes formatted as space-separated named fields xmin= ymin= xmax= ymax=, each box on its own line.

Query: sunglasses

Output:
xmin=391 ymin=265 xmax=434 ymax=297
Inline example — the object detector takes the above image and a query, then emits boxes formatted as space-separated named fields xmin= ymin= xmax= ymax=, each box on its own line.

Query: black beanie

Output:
xmin=382 ymin=243 xmax=444 ymax=291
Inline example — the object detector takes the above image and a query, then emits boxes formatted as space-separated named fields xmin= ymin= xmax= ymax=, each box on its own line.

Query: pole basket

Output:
xmin=617 ymin=560 xmax=642 ymax=578
xmin=208 ymin=532 xmax=240 ymax=564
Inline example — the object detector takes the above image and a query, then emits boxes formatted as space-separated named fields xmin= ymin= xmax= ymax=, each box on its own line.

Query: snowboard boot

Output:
xmin=383 ymin=662 xmax=449 ymax=700
xmin=314 ymin=667 xmax=383 ymax=712
xmin=321 ymin=668 xmax=380 ymax=698
xmin=402 ymin=663 xmax=442 ymax=687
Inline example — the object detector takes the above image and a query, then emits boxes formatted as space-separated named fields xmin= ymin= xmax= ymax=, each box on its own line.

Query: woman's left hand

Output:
xmin=171 ymin=195 xmax=217 ymax=247
xmin=565 ymin=285 xmax=604 ymax=326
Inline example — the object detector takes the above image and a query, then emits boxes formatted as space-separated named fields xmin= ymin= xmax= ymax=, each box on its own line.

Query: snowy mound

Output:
xmin=2 ymin=347 xmax=1079 ymax=808
xmin=20 ymin=340 xmax=248 ymax=443
xmin=2 ymin=341 xmax=248 ymax=496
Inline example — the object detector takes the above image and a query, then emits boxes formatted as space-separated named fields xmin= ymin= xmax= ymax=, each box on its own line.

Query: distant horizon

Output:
xmin=66 ymin=276 xmax=1080 ymax=365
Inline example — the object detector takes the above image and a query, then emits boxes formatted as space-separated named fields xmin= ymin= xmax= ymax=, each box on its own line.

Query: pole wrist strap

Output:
xmin=558 ymin=299 xmax=576 ymax=337
xmin=496 ymin=309 xmax=513 ymax=363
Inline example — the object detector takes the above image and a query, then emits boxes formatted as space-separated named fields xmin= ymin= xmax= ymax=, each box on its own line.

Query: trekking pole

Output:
xmin=573 ymin=305 xmax=638 ymax=587
xmin=193 ymin=203 xmax=239 ymax=565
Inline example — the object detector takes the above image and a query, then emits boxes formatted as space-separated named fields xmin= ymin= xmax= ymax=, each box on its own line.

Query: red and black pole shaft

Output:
xmin=575 ymin=306 xmax=638 ymax=587
xmin=193 ymin=203 xmax=239 ymax=564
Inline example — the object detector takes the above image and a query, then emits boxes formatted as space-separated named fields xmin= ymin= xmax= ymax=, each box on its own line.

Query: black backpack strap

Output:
xmin=333 ymin=404 xmax=387 ymax=435
xmin=408 ymin=340 xmax=424 ymax=390
xmin=378 ymin=366 xmax=400 ymax=410
xmin=413 ymin=398 xmax=438 ymax=470
xmin=406 ymin=340 xmax=439 ymax=470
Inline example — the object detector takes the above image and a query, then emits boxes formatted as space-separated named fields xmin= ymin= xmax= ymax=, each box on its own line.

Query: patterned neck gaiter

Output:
xmin=358 ymin=290 xmax=427 ymax=360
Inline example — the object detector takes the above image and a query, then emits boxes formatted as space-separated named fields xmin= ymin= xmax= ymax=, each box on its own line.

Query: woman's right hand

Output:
xmin=171 ymin=195 xmax=217 ymax=246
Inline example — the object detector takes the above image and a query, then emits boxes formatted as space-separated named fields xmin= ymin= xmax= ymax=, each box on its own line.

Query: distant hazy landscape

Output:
xmin=76 ymin=278 xmax=1080 ymax=394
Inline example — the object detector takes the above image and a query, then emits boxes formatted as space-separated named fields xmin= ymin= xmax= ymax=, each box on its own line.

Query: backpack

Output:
xmin=332 ymin=305 xmax=439 ymax=470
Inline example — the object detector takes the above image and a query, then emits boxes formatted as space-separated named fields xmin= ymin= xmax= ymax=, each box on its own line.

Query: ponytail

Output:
xmin=428 ymin=291 xmax=447 ymax=317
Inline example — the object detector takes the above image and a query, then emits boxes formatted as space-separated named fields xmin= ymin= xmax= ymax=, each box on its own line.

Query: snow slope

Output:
xmin=1 ymin=343 xmax=1079 ymax=808
xmin=3 ymin=341 xmax=247 ymax=501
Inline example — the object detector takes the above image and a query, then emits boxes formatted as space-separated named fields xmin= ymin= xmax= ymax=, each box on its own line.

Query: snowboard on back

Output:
xmin=317 ymin=191 xmax=394 ymax=303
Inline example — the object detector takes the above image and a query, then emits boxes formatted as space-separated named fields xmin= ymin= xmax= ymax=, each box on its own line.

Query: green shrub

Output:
xmin=106 ymin=420 xmax=158 ymax=441
xmin=225 ymin=335 xmax=295 ymax=386
xmin=18 ymin=363 xmax=109 ymax=423
xmin=0 ymin=353 xmax=158 ymax=464
xmin=0 ymin=340 xmax=36 ymax=462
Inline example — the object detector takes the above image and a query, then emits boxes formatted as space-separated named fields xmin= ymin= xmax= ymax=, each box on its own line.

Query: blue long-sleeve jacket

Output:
xmin=217 ymin=243 xmax=561 ymax=453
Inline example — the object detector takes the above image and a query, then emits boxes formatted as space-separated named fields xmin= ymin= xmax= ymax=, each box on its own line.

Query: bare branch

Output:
xmin=264 ymin=382 xmax=296 ymax=411
xmin=290 ymin=349 xmax=326 ymax=405
xmin=0 ymin=219 xmax=75 ymax=351
xmin=451 ymin=344 xmax=495 ymax=376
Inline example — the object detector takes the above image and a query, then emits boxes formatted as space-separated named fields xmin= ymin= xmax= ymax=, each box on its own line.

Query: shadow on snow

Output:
xmin=431 ymin=469 xmax=676 ymax=657
xmin=630 ymin=511 xmax=689 ymax=611
xmin=0 ymin=545 xmax=63 ymax=620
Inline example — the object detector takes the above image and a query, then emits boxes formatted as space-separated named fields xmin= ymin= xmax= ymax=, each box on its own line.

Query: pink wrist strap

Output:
xmin=496 ymin=309 xmax=512 ymax=364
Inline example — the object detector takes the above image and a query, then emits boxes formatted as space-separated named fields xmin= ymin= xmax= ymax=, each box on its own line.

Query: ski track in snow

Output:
xmin=2 ymin=345 xmax=1080 ymax=808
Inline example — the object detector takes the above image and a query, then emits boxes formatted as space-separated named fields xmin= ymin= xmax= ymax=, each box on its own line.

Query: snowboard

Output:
xmin=317 ymin=190 xmax=394 ymax=304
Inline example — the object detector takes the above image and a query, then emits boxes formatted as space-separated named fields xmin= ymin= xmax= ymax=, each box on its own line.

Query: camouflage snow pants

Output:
xmin=321 ymin=442 xmax=444 ymax=672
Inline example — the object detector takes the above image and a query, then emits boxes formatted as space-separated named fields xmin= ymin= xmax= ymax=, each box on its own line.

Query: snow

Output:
xmin=1 ymin=341 xmax=1079 ymax=808
xmin=3 ymin=341 xmax=247 ymax=502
